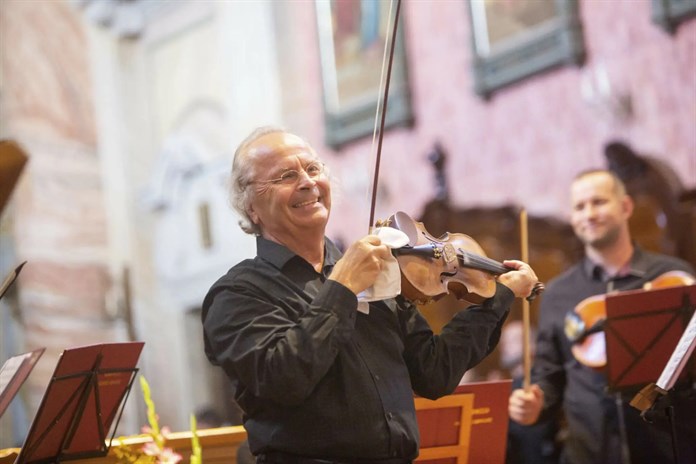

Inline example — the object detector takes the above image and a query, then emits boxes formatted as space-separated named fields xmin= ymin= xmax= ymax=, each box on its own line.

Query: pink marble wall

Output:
xmin=279 ymin=1 xmax=696 ymax=244
xmin=0 ymin=0 xmax=114 ymax=411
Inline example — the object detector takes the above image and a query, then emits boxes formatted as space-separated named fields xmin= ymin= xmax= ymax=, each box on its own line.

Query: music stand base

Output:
xmin=641 ymin=388 xmax=696 ymax=464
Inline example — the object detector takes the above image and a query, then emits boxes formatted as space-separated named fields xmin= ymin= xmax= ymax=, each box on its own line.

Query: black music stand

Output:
xmin=14 ymin=342 xmax=145 ymax=464
xmin=605 ymin=284 xmax=696 ymax=463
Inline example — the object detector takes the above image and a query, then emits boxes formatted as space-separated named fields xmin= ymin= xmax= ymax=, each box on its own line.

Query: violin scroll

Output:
xmin=527 ymin=282 xmax=545 ymax=302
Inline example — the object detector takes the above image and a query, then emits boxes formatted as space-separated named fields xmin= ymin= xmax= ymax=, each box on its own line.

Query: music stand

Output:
xmin=0 ymin=262 xmax=27 ymax=301
xmin=415 ymin=380 xmax=511 ymax=464
xmin=0 ymin=348 xmax=45 ymax=418
xmin=14 ymin=342 xmax=144 ymax=464
xmin=604 ymin=284 xmax=696 ymax=464
xmin=604 ymin=284 xmax=696 ymax=392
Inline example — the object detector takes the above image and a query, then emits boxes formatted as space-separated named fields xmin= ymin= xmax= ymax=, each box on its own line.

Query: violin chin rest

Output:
xmin=391 ymin=211 xmax=420 ymax=246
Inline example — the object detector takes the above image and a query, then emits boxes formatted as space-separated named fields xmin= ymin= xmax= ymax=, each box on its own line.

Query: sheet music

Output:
xmin=656 ymin=309 xmax=696 ymax=391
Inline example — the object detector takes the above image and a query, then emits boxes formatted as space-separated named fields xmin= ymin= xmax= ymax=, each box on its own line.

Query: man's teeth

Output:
xmin=294 ymin=199 xmax=317 ymax=207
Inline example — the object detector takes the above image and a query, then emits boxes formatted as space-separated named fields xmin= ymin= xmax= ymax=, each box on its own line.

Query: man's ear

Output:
xmin=247 ymin=202 xmax=259 ymax=225
xmin=246 ymin=201 xmax=259 ymax=224
xmin=622 ymin=194 xmax=634 ymax=219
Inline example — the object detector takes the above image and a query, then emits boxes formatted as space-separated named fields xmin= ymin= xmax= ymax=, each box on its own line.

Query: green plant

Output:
xmin=189 ymin=414 xmax=202 ymax=464
xmin=113 ymin=375 xmax=200 ymax=464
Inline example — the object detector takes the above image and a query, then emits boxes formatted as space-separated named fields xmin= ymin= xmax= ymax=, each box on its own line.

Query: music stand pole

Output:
xmin=21 ymin=370 xmax=95 ymax=462
xmin=58 ymin=354 xmax=104 ymax=462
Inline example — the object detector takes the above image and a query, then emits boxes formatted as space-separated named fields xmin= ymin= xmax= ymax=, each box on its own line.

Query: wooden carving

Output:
xmin=605 ymin=141 xmax=696 ymax=269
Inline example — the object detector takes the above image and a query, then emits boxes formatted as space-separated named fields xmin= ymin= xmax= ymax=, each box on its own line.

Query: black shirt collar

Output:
xmin=582 ymin=244 xmax=649 ymax=282
xmin=256 ymin=235 xmax=342 ymax=275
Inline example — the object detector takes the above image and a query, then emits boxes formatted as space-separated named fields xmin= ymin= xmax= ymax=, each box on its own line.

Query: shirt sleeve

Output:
xmin=203 ymin=278 xmax=358 ymax=406
xmin=402 ymin=282 xmax=514 ymax=399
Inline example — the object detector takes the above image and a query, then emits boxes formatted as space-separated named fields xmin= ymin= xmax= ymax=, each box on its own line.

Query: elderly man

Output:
xmin=202 ymin=126 xmax=538 ymax=462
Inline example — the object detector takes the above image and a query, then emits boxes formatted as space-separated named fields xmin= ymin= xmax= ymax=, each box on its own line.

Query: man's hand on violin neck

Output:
xmin=328 ymin=235 xmax=391 ymax=295
xmin=497 ymin=260 xmax=539 ymax=299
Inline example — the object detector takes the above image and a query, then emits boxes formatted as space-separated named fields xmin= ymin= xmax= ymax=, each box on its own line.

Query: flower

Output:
xmin=112 ymin=375 xmax=196 ymax=464
xmin=137 ymin=376 xmax=183 ymax=464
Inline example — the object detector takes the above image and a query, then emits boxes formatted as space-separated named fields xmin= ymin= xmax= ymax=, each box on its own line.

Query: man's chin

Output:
xmin=297 ymin=210 xmax=329 ymax=228
xmin=586 ymin=235 xmax=616 ymax=250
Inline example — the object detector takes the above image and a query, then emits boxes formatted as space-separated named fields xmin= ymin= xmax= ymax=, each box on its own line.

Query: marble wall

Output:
xmin=0 ymin=0 xmax=123 ymax=446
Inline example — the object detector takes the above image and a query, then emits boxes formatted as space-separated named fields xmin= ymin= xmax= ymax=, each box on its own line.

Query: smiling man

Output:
xmin=201 ymin=126 xmax=538 ymax=462
xmin=508 ymin=169 xmax=696 ymax=464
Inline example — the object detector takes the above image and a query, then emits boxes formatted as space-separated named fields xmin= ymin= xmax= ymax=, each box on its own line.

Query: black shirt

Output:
xmin=202 ymin=236 xmax=513 ymax=459
xmin=533 ymin=247 xmax=695 ymax=464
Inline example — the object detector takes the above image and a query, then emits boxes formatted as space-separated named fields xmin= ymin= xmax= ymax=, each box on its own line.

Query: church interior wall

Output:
xmin=271 ymin=1 xmax=695 ymax=244
xmin=0 ymin=0 xmax=694 ymax=445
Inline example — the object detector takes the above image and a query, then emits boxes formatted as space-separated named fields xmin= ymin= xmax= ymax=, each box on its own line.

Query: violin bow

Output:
xmin=368 ymin=0 xmax=401 ymax=232
xmin=520 ymin=208 xmax=532 ymax=390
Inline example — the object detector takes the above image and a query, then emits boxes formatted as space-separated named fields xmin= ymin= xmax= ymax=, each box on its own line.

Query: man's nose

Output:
xmin=296 ymin=169 xmax=317 ymax=187
xmin=582 ymin=204 xmax=598 ymax=219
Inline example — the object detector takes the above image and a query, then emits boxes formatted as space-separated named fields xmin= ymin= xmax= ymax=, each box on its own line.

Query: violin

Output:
xmin=383 ymin=211 xmax=544 ymax=305
xmin=564 ymin=270 xmax=696 ymax=369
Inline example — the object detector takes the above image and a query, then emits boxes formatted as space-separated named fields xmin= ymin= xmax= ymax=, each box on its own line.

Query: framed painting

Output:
xmin=467 ymin=0 xmax=585 ymax=98
xmin=652 ymin=0 xmax=696 ymax=33
xmin=315 ymin=0 xmax=413 ymax=149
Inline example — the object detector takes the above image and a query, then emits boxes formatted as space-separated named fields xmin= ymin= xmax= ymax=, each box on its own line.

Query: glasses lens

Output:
xmin=261 ymin=162 xmax=324 ymax=185
xmin=278 ymin=170 xmax=299 ymax=183
xmin=306 ymin=162 xmax=323 ymax=177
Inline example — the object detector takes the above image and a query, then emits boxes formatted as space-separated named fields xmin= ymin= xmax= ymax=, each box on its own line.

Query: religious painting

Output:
xmin=652 ymin=0 xmax=696 ymax=33
xmin=467 ymin=0 xmax=585 ymax=98
xmin=315 ymin=0 xmax=413 ymax=149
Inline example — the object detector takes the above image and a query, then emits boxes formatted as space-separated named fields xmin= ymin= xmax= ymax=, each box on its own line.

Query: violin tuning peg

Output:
xmin=525 ymin=282 xmax=545 ymax=302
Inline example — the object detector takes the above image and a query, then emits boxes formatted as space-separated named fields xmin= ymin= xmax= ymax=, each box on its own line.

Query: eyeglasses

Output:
xmin=253 ymin=161 xmax=325 ymax=186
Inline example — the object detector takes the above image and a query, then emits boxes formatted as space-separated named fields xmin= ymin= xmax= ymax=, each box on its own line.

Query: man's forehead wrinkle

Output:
xmin=245 ymin=147 xmax=319 ymax=183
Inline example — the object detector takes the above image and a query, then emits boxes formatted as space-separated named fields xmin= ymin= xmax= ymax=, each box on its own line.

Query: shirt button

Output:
xmin=386 ymin=412 xmax=393 ymax=420
xmin=375 ymin=375 xmax=380 ymax=381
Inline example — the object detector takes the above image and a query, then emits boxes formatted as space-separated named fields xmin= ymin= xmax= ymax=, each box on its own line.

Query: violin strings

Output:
xmin=457 ymin=249 xmax=508 ymax=274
